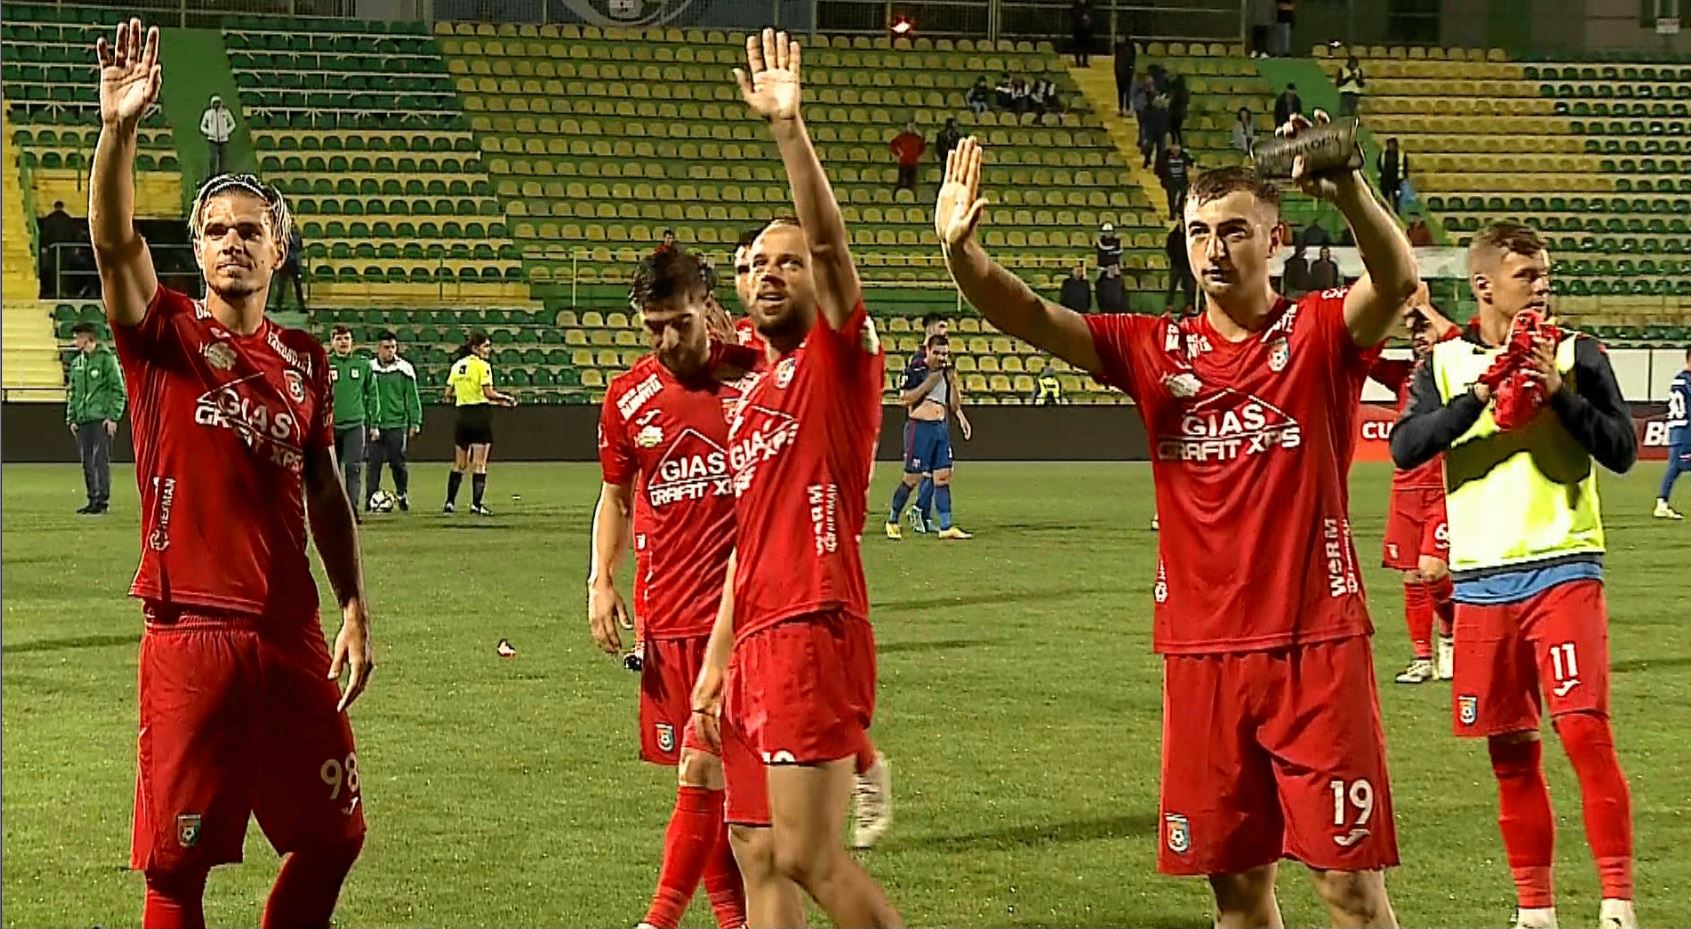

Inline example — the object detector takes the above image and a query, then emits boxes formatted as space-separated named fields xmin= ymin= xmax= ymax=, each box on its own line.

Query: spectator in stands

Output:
xmin=1273 ymin=82 xmax=1302 ymax=128
xmin=1377 ymin=137 xmax=1408 ymax=214
xmin=1231 ymin=107 xmax=1257 ymax=157
xmin=654 ymin=228 xmax=677 ymax=254
xmin=1155 ymin=139 xmax=1194 ymax=220
xmin=38 ymin=200 xmax=79 ymax=297
xmin=966 ymin=76 xmax=991 ymax=115
xmin=1059 ymin=263 xmax=1092 ymax=313
xmin=1281 ymin=243 xmax=1311 ymax=297
xmin=1032 ymin=362 xmax=1064 ymax=405
xmin=1300 ymin=222 xmax=1331 ymax=248
xmin=273 ymin=225 xmax=307 ymax=311
xmin=1130 ymin=73 xmax=1156 ymax=163
xmin=1406 ymin=211 xmax=1435 ymax=246
xmin=890 ymin=122 xmax=927 ymax=193
xmin=1031 ymin=74 xmax=1064 ymax=117
xmin=995 ymin=72 xmax=1015 ymax=109
xmin=1309 ymin=245 xmax=1342 ymax=290
xmin=66 ymin=322 xmax=126 ymax=515
xmin=1095 ymin=263 xmax=1127 ymax=313
xmin=1165 ymin=223 xmax=1196 ymax=313
xmin=936 ymin=117 xmax=962 ymax=165
xmin=1113 ymin=36 xmax=1137 ymax=116
xmin=1070 ymin=0 xmax=1095 ymax=66
xmin=199 ymin=95 xmax=235 ymax=178
xmin=1273 ymin=0 xmax=1296 ymax=56
xmin=1095 ymin=222 xmax=1122 ymax=270
xmin=1167 ymin=72 xmax=1190 ymax=146
xmin=1250 ymin=0 xmax=1275 ymax=57
xmin=1337 ymin=55 xmax=1366 ymax=116
xmin=1010 ymin=78 xmax=1032 ymax=116
xmin=1141 ymin=98 xmax=1171 ymax=169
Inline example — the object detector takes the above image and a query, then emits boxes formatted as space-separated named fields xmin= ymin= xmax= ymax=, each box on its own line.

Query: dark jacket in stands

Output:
xmin=1059 ymin=275 xmax=1092 ymax=313
xmin=1095 ymin=272 xmax=1127 ymax=313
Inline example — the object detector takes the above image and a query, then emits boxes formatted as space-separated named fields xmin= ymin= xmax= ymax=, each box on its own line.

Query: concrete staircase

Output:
xmin=3 ymin=107 xmax=63 ymax=399
xmin=1066 ymin=58 xmax=1167 ymax=218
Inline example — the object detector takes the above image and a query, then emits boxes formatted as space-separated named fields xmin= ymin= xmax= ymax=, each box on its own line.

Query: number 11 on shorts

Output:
xmin=1549 ymin=641 xmax=1580 ymax=697
xmin=1330 ymin=778 xmax=1374 ymax=846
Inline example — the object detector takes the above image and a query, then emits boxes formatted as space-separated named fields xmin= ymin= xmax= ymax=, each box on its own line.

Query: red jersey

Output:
xmin=733 ymin=317 xmax=766 ymax=355
xmin=1370 ymin=355 xmax=1444 ymax=491
xmin=1086 ymin=289 xmax=1379 ymax=654
xmin=599 ymin=353 xmax=750 ymax=640
xmin=726 ymin=302 xmax=885 ymax=643
xmin=114 ymin=285 xmax=334 ymax=624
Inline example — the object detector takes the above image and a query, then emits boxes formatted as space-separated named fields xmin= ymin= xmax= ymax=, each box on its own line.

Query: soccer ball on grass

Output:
xmin=368 ymin=489 xmax=396 ymax=513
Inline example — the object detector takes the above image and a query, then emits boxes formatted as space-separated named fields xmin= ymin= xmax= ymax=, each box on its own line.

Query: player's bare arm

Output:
xmin=587 ymin=480 xmax=636 ymax=655
xmin=89 ymin=18 xmax=161 ymax=328
xmin=899 ymin=369 xmax=945 ymax=407
xmin=737 ymin=28 xmax=862 ymax=329
xmin=304 ymin=444 xmax=375 ymax=712
xmin=1282 ymin=113 xmax=1420 ymax=348
xmin=937 ymin=137 xmax=1103 ymax=374
xmin=1390 ymin=361 xmax=1486 ymax=469
xmin=690 ymin=552 xmax=736 ymax=754
xmin=481 ymin=382 xmax=517 ymax=407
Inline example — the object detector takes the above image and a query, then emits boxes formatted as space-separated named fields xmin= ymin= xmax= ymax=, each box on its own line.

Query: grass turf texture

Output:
xmin=4 ymin=460 xmax=1688 ymax=928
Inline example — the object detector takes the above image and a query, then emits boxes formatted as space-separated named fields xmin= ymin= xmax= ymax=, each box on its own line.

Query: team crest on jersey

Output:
xmin=774 ymin=357 xmax=797 ymax=389
xmin=1458 ymin=695 xmax=1478 ymax=726
xmin=176 ymin=813 xmax=202 ymax=848
xmin=203 ymin=342 xmax=237 ymax=371
xmin=1164 ymin=813 xmax=1191 ymax=854
xmin=655 ymin=722 xmax=676 ymax=753
xmin=1268 ymin=337 xmax=1290 ymax=373
xmin=284 ymin=370 xmax=306 ymax=405
xmin=636 ymin=424 xmax=664 ymax=448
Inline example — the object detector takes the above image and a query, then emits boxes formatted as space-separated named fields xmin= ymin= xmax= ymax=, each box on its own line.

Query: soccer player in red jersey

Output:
xmin=936 ymin=126 xmax=1419 ymax=928
xmin=589 ymin=248 xmax=754 ymax=929
xmin=1369 ymin=287 xmax=1460 ymax=684
xmin=90 ymin=20 xmax=373 ymax=929
xmin=690 ymin=29 xmax=902 ymax=929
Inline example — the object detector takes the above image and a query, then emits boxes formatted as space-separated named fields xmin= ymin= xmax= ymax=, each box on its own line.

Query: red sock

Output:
xmin=1402 ymin=581 xmax=1433 ymax=659
xmin=1489 ymin=737 xmax=1556 ymax=909
xmin=643 ymin=786 xmax=722 ymax=929
xmin=1555 ymin=713 xmax=1635 ymax=900
xmin=1429 ymin=575 xmax=1456 ymax=638
xmin=855 ymin=741 xmax=877 ymax=776
xmin=261 ymin=837 xmax=363 ymax=929
xmin=700 ymin=809 xmax=747 ymax=928
xmin=143 ymin=870 xmax=208 ymax=929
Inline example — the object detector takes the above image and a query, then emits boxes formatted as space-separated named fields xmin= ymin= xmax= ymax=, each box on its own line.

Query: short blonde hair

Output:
xmin=189 ymin=173 xmax=293 ymax=244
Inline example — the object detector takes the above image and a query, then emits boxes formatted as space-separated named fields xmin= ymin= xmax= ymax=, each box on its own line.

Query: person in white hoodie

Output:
xmin=199 ymin=95 xmax=235 ymax=176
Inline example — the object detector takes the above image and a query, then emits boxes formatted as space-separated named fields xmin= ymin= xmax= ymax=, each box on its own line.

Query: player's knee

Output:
xmin=1209 ymin=866 xmax=1275 ymax=919
xmin=144 ymin=863 xmax=209 ymax=900
xmin=933 ymin=470 xmax=953 ymax=486
xmin=677 ymin=749 xmax=724 ymax=789
xmin=728 ymin=825 xmax=778 ymax=881
xmin=771 ymin=831 xmax=833 ymax=887
xmin=294 ymin=830 xmax=365 ymax=873
xmin=1310 ymin=868 xmax=1388 ymax=924
xmin=1491 ymin=729 xmax=1541 ymax=748
xmin=1417 ymin=557 xmax=1448 ymax=583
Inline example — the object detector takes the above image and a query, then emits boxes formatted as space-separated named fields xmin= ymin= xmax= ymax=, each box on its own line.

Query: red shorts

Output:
xmin=1158 ymin=636 xmax=1398 ymax=876
xmin=639 ymin=635 xmax=713 ymax=765
xmin=721 ymin=612 xmax=876 ymax=827
xmin=1382 ymin=487 xmax=1449 ymax=570
xmin=1451 ymin=578 xmax=1610 ymax=737
xmin=131 ymin=606 xmax=365 ymax=872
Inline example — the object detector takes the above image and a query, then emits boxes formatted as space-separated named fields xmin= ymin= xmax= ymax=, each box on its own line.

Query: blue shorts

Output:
xmin=904 ymin=419 xmax=952 ymax=474
xmin=1671 ymin=428 xmax=1690 ymax=463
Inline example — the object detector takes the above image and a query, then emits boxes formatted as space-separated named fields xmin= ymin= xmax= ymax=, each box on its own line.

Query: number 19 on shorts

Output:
xmin=1330 ymin=778 xmax=1375 ymax=846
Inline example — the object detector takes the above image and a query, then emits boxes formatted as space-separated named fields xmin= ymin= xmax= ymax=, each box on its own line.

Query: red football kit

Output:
xmin=1372 ymin=353 xmax=1450 ymax=570
xmin=719 ymin=302 xmax=884 ymax=826
xmin=1085 ymin=289 xmax=1399 ymax=875
xmin=599 ymin=350 xmax=752 ymax=764
xmin=115 ymin=285 xmax=364 ymax=873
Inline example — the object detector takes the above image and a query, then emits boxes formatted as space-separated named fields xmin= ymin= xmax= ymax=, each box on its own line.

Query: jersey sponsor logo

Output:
xmin=1643 ymin=421 xmax=1673 ymax=448
xmin=203 ymin=341 xmax=237 ymax=371
xmin=149 ymin=476 xmax=176 ymax=551
xmin=1458 ymin=694 xmax=1478 ymax=726
xmin=617 ymin=373 xmax=664 ymax=420
xmin=636 ymin=424 xmax=664 ymax=448
xmin=176 ymin=813 xmax=202 ymax=848
xmin=193 ymin=375 xmax=306 ymax=473
xmin=1164 ymin=813 xmax=1191 ymax=854
xmin=1268 ymin=336 xmax=1290 ymax=372
xmin=284 ymin=369 xmax=306 ymax=405
xmin=1323 ymin=517 xmax=1361 ymax=598
xmin=1333 ymin=827 xmax=1371 ymax=848
xmin=1162 ymin=372 xmax=1203 ymax=398
xmin=267 ymin=330 xmax=309 ymax=373
xmin=727 ymin=405 xmax=800 ymax=495
xmin=655 ymin=722 xmax=676 ymax=753
xmin=1157 ymin=389 xmax=1302 ymax=463
xmin=648 ymin=427 xmax=732 ymax=506
xmin=807 ymin=482 xmax=840 ymax=555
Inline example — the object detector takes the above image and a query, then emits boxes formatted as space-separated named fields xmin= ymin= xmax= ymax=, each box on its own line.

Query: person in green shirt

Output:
xmin=366 ymin=329 xmax=423 ymax=512
xmin=328 ymin=325 xmax=380 ymax=515
xmin=66 ymin=322 xmax=127 ymax=514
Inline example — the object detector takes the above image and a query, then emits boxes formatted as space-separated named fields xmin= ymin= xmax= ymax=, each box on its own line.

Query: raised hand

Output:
xmin=96 ymin=18 xmax=161 ymax=128
xmin=935 ymin=137 xmax=989 ymax=251
xmin=734 ymin=27 xmax=802 ymax=121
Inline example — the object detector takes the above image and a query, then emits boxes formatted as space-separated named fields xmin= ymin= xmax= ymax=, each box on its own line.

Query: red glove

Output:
xmin=1485 ymin=310 xmax=1560 ymax=431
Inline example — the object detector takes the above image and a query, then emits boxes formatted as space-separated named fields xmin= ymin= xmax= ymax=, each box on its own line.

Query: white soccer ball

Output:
xmin=368 ymin=489 xmax=396 ymax=513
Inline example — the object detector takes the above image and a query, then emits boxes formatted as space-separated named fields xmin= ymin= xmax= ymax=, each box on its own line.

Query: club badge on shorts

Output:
xmin=1164 ymin=813 xmax=1190 ymax=854
xmin=1458 ymin=694 xmax=1478 ymax=726
xmin=176 ymin=813 xmax=202 ymax=848
xmin=655 ymin=722 xmax=675 ymax=754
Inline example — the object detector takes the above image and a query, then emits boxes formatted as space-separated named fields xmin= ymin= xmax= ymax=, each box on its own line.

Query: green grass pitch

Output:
xmin=4 ymin=460 xmax=1688 ymax=928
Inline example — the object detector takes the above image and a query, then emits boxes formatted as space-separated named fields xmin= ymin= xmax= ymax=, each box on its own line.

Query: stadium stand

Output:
xmin=231 ymin=16 xmax=529 ymax=304
xmin=1318 ymin=45 xmax=1691 ymax=343
xmin=3 ymin=104 xmax=67 ymax=398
